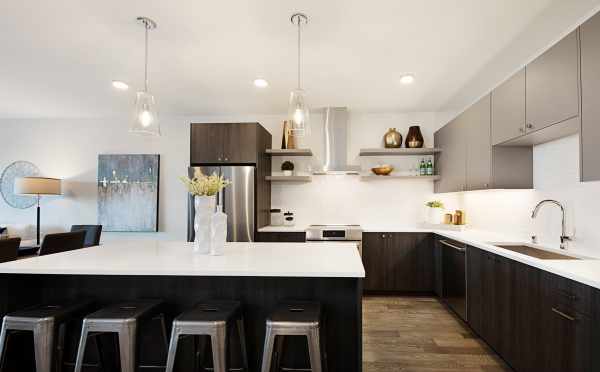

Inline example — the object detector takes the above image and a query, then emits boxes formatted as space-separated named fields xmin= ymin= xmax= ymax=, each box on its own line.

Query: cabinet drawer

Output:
xmin=542 ymin=271 xmax=594 ymax=317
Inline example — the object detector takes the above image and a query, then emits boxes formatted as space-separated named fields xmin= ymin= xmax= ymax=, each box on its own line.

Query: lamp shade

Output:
xmin=14 ymin=177 xmax=62 ymax=195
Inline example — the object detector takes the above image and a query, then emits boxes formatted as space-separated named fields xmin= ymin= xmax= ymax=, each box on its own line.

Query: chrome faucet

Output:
xmin=531 ymin=199 xmax=571 ymax=250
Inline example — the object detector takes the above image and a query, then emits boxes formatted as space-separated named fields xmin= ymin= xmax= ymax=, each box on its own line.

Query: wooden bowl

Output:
xmin=371 ymin=165 xmax=394 ymax=176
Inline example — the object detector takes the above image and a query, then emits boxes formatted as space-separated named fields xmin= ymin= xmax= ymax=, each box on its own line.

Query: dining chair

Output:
xmin=70 ymin=225 xmax=102 ymax=247
xmin=38 ymin=231 xmax=86 ymax=256
xmin=0 ymin=238 xmax=20 ymax=263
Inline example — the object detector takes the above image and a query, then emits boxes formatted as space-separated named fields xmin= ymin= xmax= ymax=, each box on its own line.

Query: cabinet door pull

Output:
xmin=552 ymin=307 xmax=576 ymax=321
xmin=381 ymin=234 xmax=386 ymax=239
xmin=526 ymin=123 xmax=534 ymax=130
xmin=439 ymin=240 xmax=466 ymax=252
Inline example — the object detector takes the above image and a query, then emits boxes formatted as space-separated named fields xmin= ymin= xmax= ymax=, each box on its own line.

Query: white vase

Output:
xmin=194 ymin=195 xmax=216 ymax=254
xmin=427 ymin=207 xmax=445 ymax=225
xmin=210 ymin=204 xmax=227 ymax=256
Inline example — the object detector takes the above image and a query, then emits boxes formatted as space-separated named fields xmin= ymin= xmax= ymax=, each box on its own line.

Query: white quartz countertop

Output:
xmin=0 ymin=241 xmax=365 ymax=278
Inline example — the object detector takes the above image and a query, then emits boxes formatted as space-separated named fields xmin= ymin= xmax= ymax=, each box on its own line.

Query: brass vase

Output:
xmin=383 ymin=128 xmax=402 ymax=148
xmin=405 ymin=125 xmax=424 ymax=148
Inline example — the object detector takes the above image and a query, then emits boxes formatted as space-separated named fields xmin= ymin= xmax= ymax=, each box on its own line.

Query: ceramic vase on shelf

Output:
xmin=405 ymin=125 xmax=424 ymax=148
xmin=427 ymin=207 xmax=445 ymax=225
xmin=193 ymin=195 xmax=216 ymax=254
xmin=383 ymin=128 xmax=402 ymax=148
xmin=210 ymin=203 xmax=227 ymax=256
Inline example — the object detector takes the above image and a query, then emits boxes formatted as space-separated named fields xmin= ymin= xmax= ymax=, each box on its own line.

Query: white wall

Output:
xmin=0 ymin=112 xmax=440 ymax=240
xmin=436 ymin=134 xmax=600 ymax=258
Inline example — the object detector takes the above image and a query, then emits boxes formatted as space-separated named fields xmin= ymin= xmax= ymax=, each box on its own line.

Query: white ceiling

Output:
xmin=1 ymin=0 xmax=599 ymax=119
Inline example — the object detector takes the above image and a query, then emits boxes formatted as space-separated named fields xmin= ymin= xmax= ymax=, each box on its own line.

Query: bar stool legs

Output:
xmin=260 ymin=302 xmax=326 ymax=372
xmin=165 ymin=301 xmax=248 ymax=372
xmin=73 ymin=300 xmax=166 ymax=372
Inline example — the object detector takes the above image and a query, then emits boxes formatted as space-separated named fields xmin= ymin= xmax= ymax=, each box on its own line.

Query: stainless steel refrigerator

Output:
xmin=187 ymin=166 xmax=255 ymax=242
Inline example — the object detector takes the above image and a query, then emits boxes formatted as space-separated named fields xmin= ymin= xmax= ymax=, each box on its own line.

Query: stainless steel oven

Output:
xmin=306 ymin=225 xmax=363 ymax=255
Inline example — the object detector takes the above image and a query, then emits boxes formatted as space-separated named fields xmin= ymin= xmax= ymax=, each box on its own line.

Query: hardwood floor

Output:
xmin=363 ymin=296 xmax=512 ymax=372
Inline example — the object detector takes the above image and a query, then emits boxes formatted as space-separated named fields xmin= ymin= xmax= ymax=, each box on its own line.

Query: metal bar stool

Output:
xmin=260 ymin=301 xmax=327 ymax=372
xmin=0 ymin=300 xmax=93 ymax=372
xmin=74 ymin=300 xmax=168 ymax=372
xmin=165 ymin=300 xmax=248 ymax=372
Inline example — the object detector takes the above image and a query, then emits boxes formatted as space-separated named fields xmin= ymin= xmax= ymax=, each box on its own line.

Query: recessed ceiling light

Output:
xmin=112 ymin=80 xmax=129 ymax=90
xmin=254 ymin=78 xmax=269 ymax=88
xmin=400 ymin=74 xmax=415 ymax=85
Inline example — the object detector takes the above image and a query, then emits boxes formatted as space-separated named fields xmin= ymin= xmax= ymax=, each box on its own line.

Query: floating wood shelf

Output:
xmin=360 ymin=174 xmax=441 ymax=181
xmin=359 ymin=148 xmax=441 ymax=156
xmin=266 ymin=149 xmax=313 ymax=156
xmin=265 ymin=175 xmax=312 ymax=182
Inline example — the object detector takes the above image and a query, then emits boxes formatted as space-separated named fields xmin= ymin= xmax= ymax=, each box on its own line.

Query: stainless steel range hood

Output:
xmin=314 ymin=107 xmax=360 ymax=174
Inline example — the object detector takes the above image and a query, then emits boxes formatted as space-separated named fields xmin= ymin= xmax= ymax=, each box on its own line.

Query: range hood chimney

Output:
xmin=315 ymin=107 xmax=360 ymax=174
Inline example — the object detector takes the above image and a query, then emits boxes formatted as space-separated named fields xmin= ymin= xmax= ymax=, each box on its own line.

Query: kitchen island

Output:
xmin=0 ymin=241 xmax=365 ymax=372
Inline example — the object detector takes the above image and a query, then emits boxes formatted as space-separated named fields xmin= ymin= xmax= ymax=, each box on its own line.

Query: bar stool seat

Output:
xmin=166 ymin=300 xmax=248 ymax=372
xmin=261 ymin=301 xmax=327 ymax=372
xmin=74 ymin=300 xmax=167 ymax=372
xmin=0 ymin=300 xmax=93 ymax=372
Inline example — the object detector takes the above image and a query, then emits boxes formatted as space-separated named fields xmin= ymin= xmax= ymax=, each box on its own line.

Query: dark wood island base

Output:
xmin=0 ymin=274 xmax=363 ymax=372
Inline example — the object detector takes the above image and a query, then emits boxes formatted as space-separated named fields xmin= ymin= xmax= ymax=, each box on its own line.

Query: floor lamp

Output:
xmin=14 ymin=177 xmax=62 ymax=246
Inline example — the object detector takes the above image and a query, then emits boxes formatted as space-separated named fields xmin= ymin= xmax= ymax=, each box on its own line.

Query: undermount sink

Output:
xmin=487 ymin=243 xmax=582 ymax=260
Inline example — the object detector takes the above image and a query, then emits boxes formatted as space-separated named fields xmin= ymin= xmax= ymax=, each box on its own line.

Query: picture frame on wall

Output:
xmin=97 ymin=154 xmax=160 ymax=232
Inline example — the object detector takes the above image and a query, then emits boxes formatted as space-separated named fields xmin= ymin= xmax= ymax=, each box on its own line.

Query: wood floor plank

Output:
xmin=363 ymin=296 xmax=512 ymax=372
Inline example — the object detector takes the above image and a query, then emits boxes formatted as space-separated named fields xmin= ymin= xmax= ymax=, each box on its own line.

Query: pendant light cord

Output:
xmin=144 ymin=23 xmax=149 ymax=92
xmin=297 ymin=17 xmax=301 ymax=90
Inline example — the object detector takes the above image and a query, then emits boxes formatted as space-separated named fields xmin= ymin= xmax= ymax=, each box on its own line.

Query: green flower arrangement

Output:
xmin=180 ymin=168 xmax=231 ymax=196
xmin=425 ymin=200 xmax=444 ymax=209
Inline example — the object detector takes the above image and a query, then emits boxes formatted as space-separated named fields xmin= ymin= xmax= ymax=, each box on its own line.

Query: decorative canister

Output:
xmin=283 ymin=211 xmax=295 ymax=226
xmin=383 ymin=128 xmax=402 ymax=148
xmin=405 ymin=125 xmax=424 ymax=148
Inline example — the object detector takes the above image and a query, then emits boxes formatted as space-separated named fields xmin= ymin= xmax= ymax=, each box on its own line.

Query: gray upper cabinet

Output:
xmin=580 ymin=13 xmax=600 ymax=182
xmin=491 ymin=68 xmax=526 ymax=145
xmin=526 ymin=30 xmax=580 ymax=133
xmin=465 ymin=95 xmax=492 ymax=190
xmin=434 ymin=116 xmax=466 ymax=193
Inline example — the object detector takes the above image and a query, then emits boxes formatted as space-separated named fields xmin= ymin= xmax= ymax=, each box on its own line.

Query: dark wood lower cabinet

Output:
xmin=363 ymin=233 xmax=433 ymax=293
xmin=467 ymin=246 xmax=600 ymax=372
xmin=255 ymin=231 xmax=306 ymax=242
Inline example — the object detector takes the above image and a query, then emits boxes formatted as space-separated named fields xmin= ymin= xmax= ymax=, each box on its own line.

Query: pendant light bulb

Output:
xmin=287 ymin=13 xmax=310 ymax=137
xmin=130 ymin=17 xmax=160 ymax=136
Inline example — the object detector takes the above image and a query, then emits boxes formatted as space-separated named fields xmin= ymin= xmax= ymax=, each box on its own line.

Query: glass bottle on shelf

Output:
xmin=426 ymin=159 xmax=433 ymax=176
xmin=419 ymin=159 xmax=426 ymax=176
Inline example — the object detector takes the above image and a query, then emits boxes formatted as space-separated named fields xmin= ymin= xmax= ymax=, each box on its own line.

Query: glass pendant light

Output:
xmin=288 ymin=13 xmax=310 ymax=137
xmin=131 ymin=17 xmax=160 ymax=136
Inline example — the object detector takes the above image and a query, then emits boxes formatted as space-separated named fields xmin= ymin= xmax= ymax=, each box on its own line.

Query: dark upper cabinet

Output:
xmin=526 ymin=30 xmax=580 ymax=133
xmin=190 ymin=123 xmax=262 ymax=164
xmin=362 ymin=233 xmax=432 ymax=292
xmin=465 ymin=94 xmax=492 ymax=191
xmin=491 ymin=68 xmax=526 ymax=145
xmin=580 ymin=13 xmax=600 ymax=182
xmin=191 ymin=123 xmax=226 ymax=163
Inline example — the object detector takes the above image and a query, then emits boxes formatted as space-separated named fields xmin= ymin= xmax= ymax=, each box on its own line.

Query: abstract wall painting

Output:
xmin=97 ymin=154 xmax=159 ymax=232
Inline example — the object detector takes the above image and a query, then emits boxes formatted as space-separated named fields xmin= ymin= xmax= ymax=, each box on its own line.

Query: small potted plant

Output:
xmin=281 ymin=161 xmax=295 ymax=176
xmin=425 ymin=200 xmax=445 ymax=225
